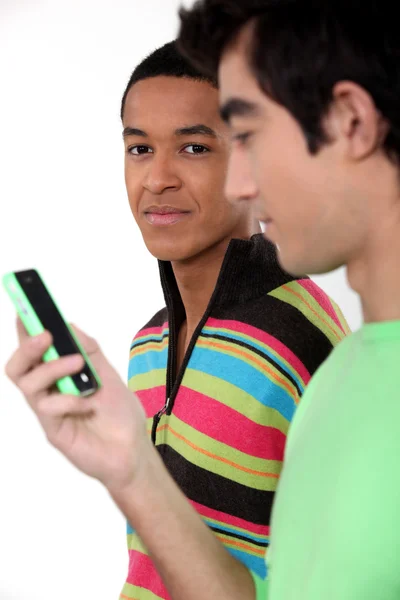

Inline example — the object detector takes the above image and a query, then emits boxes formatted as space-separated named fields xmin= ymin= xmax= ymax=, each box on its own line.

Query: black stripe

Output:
xmin=131 ymin=332 xmax=169 ymax=351
xmin=200 ymin=331 xmax=302 ymax=397
xmin=136 ymin=307 xmax=168 ymax=332
xmin=209 ymin=525 xmax=268 ymax=548
xmin=157 ymin=445 xmax=274 ymax=526
xmin=211 ymin=293 xmax=335 ymax=376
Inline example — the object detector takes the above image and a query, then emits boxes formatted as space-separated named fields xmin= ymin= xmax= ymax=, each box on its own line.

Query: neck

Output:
xmin=171 ymin=223 xmax=261 ymax=334
xmin=347 ymin=201 xmax=400 ymax=324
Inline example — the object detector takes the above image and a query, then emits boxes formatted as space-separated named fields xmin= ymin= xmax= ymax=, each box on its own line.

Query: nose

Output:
xmin=225 ymin=144 xmax=259 ymax=202
xmin=143 ymin=154 xmax=182 ymax=195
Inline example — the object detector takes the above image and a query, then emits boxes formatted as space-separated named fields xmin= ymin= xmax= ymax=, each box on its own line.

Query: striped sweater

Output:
xmin=120 ymin=234 xmax=350 ymax=600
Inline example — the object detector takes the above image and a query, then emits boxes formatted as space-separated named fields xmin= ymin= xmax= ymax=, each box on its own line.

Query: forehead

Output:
xmin=218 ymin=27 xmax=265 ymax=112
xmin=123 ymin=76 xmax=222 ymax=128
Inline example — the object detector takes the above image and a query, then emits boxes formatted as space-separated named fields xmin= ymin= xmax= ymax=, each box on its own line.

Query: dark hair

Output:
xmin=178 ymin=0 xmax=400 ymax=159
xmin=120 ymin=40 xmax=218 ymax=119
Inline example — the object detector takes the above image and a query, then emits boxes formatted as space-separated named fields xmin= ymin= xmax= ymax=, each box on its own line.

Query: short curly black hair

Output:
xmin=120 ymin=40 xmax=218 ymax=119
xmin=177 ymin=0 xmax=400 ymax=159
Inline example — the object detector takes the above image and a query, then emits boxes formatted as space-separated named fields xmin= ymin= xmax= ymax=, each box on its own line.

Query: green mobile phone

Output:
xmin=3 ymin=269 xmax=101 ymax=397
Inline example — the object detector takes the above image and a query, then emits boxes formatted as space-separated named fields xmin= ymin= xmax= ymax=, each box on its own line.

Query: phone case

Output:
xmin=2 ymin=271 xmax=101 ymax=396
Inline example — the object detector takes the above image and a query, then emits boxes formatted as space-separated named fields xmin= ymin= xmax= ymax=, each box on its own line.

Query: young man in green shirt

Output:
xmin=176 ymin=0 xmax=400 ymax=598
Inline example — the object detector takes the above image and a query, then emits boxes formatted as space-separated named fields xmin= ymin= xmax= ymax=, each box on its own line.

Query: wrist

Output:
xmin=108 ymin=438 xmax=166 ymax=520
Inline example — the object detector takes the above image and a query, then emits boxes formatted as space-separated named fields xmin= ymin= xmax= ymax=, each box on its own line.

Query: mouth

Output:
xmin=144 ymin=205 xmax=191 ymax=226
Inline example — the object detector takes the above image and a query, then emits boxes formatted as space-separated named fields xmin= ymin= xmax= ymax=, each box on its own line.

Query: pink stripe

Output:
xmin=127 ymin=550 xmax=170 ymax=599
xmin=297 ymin=279 xmax=344 ymax=333
xmin=173 ymin=387 xmax=286 ymax=461
xmin=132 ymin=322 xmax=169 ymax=342
xmin=206 ymin=318 xmax=310 ymax=384
xmin=136 ymin=387 xmax=166 ymax=418
xmin=190 ymin=500 xmax=270 ymax=537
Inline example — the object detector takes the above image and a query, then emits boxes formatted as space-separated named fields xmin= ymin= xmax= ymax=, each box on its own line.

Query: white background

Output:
xmin=0 ymin=2 xmax=362 ymax=599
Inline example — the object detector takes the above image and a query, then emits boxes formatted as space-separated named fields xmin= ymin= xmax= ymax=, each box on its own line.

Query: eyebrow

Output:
xmin=220 ymin=98 xmax=260 ymax=124
xmin=175 ymin=124 xmax=217 ymax=138
xmin=122 ymin=123 xmax=218 ymax=139
xmin=122 ymin=127 xmax=147 ymax=138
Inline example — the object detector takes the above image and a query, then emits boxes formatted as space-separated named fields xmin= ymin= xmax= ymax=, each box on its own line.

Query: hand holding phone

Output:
xmin=3 ymin=269 xmax=101 ymax=396
xmin=5 ymin=316 xmax=149 ymax=492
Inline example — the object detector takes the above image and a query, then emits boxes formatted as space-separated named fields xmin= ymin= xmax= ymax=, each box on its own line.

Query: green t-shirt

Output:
xmin=262 ymin=320 xmax=400 ymax=599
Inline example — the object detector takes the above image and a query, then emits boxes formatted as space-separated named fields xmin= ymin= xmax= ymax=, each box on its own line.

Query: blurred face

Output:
xmin=219 ymin=27 xmax=381 ymax=276
xmin=122 ymin=76 xmax=255 ymax=262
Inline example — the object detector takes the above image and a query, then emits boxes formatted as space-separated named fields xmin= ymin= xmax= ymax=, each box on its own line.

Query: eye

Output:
xmin=182 ymin=144 xmax=210 ymax=155
xmin=232 ymin=132 xmax=253 ymax=146
xmin=127 ymin=145 xmax=154 ymax=155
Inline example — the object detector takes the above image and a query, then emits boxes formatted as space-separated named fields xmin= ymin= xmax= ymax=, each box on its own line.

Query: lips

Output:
xmin=144 ymin=205 xmax=191 ymax=226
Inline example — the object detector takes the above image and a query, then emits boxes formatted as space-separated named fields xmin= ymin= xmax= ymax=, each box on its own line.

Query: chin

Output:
xmin=142 ymin=238 xmax=192 ymax=263
xmin=278 ymin=246 xmax=345 ymax=277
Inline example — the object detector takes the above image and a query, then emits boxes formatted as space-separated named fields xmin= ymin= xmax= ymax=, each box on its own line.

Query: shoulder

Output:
xmin=265 ymin=277 xmax=350 ymax=377
xmin=212 ymin=277 xmax=350 ymax=380
xmin=129 ymin=306 xmax=168 ymax=350
xmin=268 ymin=278 xmax=351 ymax=345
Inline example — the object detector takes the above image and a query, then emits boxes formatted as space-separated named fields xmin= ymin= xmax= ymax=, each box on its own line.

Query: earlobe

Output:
xmin=331 ymin=81 xmax=384 ymax=160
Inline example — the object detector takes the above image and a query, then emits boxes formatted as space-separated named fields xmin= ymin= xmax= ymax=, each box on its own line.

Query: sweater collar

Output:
xmin=158 ymin=234 xmax=296 ymax=317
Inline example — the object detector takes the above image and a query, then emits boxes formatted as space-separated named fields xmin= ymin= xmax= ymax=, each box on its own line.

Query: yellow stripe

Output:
xmin=130 ymin=339 xmax=168 ymax=359
xmin=156 ymin=414 xmax=281 ymax=491
xmin=330 ymin=298 xmax=352 ymax=335
xmin=120 ymin=583 xmax=165 ymax=600
xmin=269 ymin=281 xmax=346 ymax=345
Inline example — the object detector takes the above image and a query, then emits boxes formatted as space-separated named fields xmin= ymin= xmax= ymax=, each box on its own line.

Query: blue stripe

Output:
xmin=227 ymin=547 xmax=267 ymax=579
xmin=202 ymin=326 xmax=305 ymax=392
xmin=128 ymin=347 xmax=168 ymax=379
xmin=186 ymin=347 xmax=296 ymax=421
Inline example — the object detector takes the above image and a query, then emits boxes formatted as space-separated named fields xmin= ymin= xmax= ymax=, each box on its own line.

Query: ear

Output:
xmin=325 ymin=81 xmax=388 ymax=160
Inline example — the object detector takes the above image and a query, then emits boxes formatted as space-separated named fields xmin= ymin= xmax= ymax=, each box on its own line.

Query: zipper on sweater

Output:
xmin=151 ymin=397 xmax=171 ymax=444
xmin=151 ymin=243 xmax=235 ymax=446
xmin=151 ymin=305 xmax=179 ymax=445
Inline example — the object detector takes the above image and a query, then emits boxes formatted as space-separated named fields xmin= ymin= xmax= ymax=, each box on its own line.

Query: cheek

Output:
xmin=125 ymin=167 xmax=142 ymax=213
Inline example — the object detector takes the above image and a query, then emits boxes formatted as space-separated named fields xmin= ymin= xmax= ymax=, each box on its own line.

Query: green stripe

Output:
xmin=157 ymin=413 xmax=281 ymax=491
xmin=120 ymin=582 xmax=165 ymax=600
xmin=182 ymin=369 xmax=290 ymax=434
xmin=330 ymin=298 xmax=352 ymax=335
xmin=269 ymin=281 xmax=345 ymax=345
xmin=127 ymin=533 xmax=148 ymax=554
xmin=128 ymin=369 xmax=165 ymax=392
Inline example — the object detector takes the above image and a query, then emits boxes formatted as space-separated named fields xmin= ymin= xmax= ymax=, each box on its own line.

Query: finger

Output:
xmin=38 ymin=393 xmax=95 ymax=418
xmin=70 ymin=324 xmax=99 ymax=356
xmin=5 ymin=331 xmax=52 ymax=383
xmin=16 ymin=316 xmax=29 ymax=344
xmin=18 ymin=354 xmax=85 ymax=404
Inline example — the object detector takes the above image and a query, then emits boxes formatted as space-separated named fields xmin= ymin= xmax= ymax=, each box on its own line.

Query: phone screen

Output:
xmin=15 ymin=269 xmax=98 ymax=395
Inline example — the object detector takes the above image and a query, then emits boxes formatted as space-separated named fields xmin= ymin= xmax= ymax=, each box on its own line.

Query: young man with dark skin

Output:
xmin=4 ymin=35 xmax=352 ymax=600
